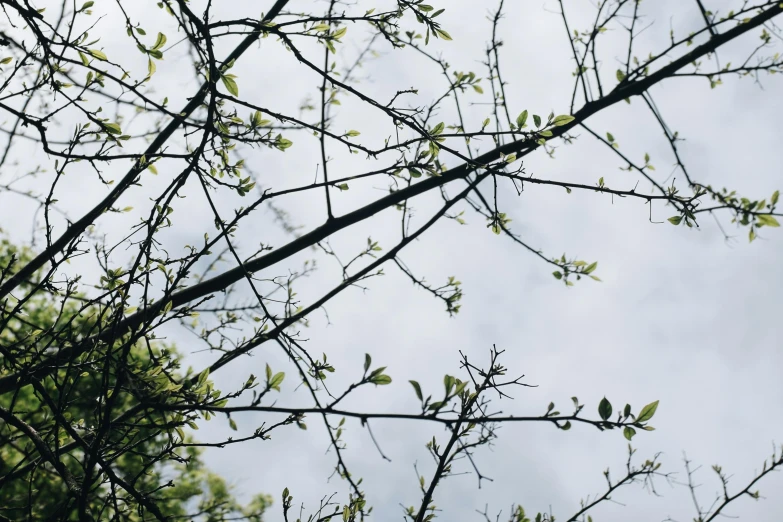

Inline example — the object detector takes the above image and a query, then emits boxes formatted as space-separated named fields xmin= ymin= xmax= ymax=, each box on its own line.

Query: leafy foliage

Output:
xmin=0 ymin=0 xmax=782 ymax=520
xmin=0 ymin=240 xmax=271 ymax=520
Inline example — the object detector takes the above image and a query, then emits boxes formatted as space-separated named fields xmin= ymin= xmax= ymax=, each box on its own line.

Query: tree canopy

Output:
xmin=0 ymin=0 xmax=781 ymax=521
xmin=0 ymin=239 xmax=272 ymax=520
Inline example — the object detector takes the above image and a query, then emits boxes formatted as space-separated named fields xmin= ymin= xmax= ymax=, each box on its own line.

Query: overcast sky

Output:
xmin=1 ymin=0 xmax=782 ymax=520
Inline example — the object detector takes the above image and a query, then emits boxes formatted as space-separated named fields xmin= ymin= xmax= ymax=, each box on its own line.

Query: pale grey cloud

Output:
xmin=188 ymin=1 xmax=783 ymax=520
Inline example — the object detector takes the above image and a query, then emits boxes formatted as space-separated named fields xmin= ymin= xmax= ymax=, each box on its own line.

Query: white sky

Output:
xmin=1 ymin=0 xmax=782 ymax=521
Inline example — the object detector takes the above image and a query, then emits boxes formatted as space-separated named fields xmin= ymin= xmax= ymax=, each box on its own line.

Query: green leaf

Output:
xmin=443 ymin=374 xmax=455 ymax=394
xmin=552 ymin=271 xmax=562 ymax=280
xmin=606 ymin=132 xmax=615 ymax=142
xmin=598 ymin=397 xmax=612 ymax=421
xmin=221 ymin=74 xmax=239 ymax=96
xmin=427 ymin=400 xmax=445 ymax=411
xmin=80 ymin=1 xmax=94 ymax=10
xmin=616 ymin=69 xmax=625 ymax=81
xmin=345 ymin=129 xmax=361 ymax=137
xmin=472 ymin=84 xmax=483 ymax=94
xmin=152 ymin=32 xmax=167 ymax=51
xmin=269 ymin=372 xmax=285 ymax=390
xmin=757 ymin=214 xmax=780 ymax=227
xmin=197 ymin=367 xmax=210 ymax=386
xmin=584 ymin=261 xmax=597 ymax=274
xmin=668 ymin=215 xmax=683 ymax=225
xmin=552 ymin=114 xmax=575 ymax=126
xmin=78 ymin=52 xmax=89 ymax=66
xmin=336 ymin=183 xmax=349 ymax=191
xmin=364 ymin=353 xmax=372 ymax=372
xmin=370 ymin=374 xmax=392 ymax=385
xmin=561 ymin=420 xmax=572 ymax=431
xmin=636 ymin=400 xmax=659 ymax=423
xmin=275 ymin=136 xmax=293 ymax=150
xmin=89 ymin=49 xmax=107 ymax=61
xmin=435 ymin=28 xmax=452 ymax=40
xmin=103 ymin=122 xmax=122 ymax=135
xmin=533 ymin=114 xmax=542 ymax=128
xmin=516 ymin=110 xmax=528 ymax=129
xmin=332 ymin=26 xmax=347 ymax=39
xmin=623 ymin=426 xmax=636 ymax=441
xmin=409 ymin=380 xmax=423 ymax=401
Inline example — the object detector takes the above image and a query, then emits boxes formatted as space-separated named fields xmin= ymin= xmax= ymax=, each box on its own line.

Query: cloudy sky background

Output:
xmin=1 ymin=0 xmax=782 ymax=520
